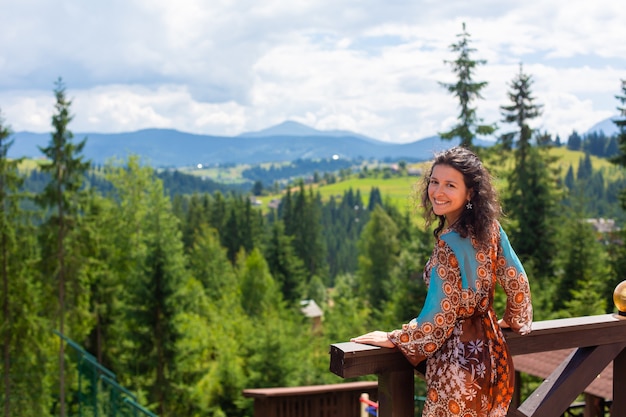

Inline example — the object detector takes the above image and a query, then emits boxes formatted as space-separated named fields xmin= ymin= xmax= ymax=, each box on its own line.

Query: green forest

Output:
xmin=2 ymin=29 xmax=626 ymax=417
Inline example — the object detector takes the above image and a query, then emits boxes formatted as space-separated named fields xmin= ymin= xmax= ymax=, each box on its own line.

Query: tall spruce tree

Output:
xmin=0 ymin=111 xmax=56 ymax=417
xmin=36 ymin=78 xmax=91 ymax=417
xmin=0 ymin=110 xmax=18 ymax=417
xmin=499 ymin=64 xmax=543 ymax=152
xmin=78 ymin=188 xmax=122 ymax=367
xmin=284 ymin=183 xmax=327 ymax=282
xmin=499 ymin=67 xmax=558 ymax=278
xmin=264 ymin=220 xmax=307 ymax=303
xmin=357 ymin=205 xmax=399 ymax=310
xmin=439 ymin=22 xmax=496 ymax=149
xmin=553 ymin=201 xmax=610 ymax=317
xmin=103 ymin=156 xmax=191 ymax=415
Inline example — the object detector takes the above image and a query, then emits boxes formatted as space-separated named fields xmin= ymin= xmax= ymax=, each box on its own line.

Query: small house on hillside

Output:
xmin=585 ymin=218 xmax=619 ymax=234
xmin=300 ymin=299 xmax=323 ymax=332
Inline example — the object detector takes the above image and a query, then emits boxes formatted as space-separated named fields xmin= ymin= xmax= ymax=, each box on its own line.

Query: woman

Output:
xmin=351 ymin=146 xmax=532 ymax=416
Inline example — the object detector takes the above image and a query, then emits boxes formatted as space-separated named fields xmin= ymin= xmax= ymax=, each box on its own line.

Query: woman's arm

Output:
xmin=497 ymin=226 xmax=533 ymax=335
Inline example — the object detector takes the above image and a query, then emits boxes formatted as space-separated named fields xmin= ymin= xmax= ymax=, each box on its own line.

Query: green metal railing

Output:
xmin=54 ymin=330 xmax=157 ymax=417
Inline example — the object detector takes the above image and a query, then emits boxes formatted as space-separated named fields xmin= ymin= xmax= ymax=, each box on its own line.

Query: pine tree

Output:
xmin=103 ymin=156 xmax=191 ymax=415
xmin=36 ymin=78 xmax=91 ymax=417
xmin=188 ymin=223 xmax=236 ymax=299
xmin=439 ymin=22 xmax=496 ymax=149
xmin=367 ymin=187 xmax=383 ymax=210
xmin=504 ymin=145 xmax=559 ymax=277
xmin=0 ymin=111 xmax=53 ymax=416
xmin=264 ymin=220 xmax=307 ymax=303
xmin=357 ymin=205 xmax=400 ymax=310
xmin=181 ymin=193 xmax=210 ymax=249
xmin=172 ymin=216 xmax=252 ymax=416
xmin=499 ymin=67 xmax=559 ymax=278
xmin=285 ymin=183 xmax=327 ymax=281
xmin=553 ymin=201 xmax=610 ymax=316
xmin=499 ymin=64 xmax=543 ymax=152
xmin=77 ymin=188 xmax=124 ymax=368
xmin=380 ymin=230 xmax=431 ymax=329
xmin=223 ymin=205 xmax=242 ymax=263
xmin=576 ymin=153 xmax=593 ymax=181
xmin=321 ymin=189 xmax=368 ymax=283
xmin=567 ymin=131 xmax=582 ymax=151
xmin=130 ymin=167 xmax=189 ymax=415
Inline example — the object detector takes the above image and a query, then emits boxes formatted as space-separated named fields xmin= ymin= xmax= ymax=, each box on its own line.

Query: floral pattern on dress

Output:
xmin=388 ymin=221 xmax=532 ymax=416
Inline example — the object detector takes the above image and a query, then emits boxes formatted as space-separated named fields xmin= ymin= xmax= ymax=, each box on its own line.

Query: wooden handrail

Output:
xmin=329 ymin=313 xmax=626 ymax=417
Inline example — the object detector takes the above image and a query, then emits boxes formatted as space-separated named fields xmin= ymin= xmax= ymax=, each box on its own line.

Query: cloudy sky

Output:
xmin=0 ymin=0 xmax=625 ymax=143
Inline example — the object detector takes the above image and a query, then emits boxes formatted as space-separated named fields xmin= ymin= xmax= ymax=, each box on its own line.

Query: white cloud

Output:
xmin=0 ymin=0 xmax=624 ymax=143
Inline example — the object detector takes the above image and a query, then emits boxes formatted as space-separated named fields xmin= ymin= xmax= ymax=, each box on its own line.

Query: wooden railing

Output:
xmin=243 ymin=381 xmax=378 ymax=417
xmin=329 ymin=313 xmax=626 ymax=417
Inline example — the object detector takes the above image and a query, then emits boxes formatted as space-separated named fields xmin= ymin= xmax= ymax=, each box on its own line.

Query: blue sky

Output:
xmin=0 ymin=0 xmax=624 ymax=143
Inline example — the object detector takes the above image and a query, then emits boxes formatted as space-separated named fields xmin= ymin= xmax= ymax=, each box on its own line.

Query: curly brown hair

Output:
xmin=420 ymin=146 xmax=501 ymax=244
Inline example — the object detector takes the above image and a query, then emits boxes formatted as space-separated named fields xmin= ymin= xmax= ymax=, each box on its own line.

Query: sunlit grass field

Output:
xmin=254 ymin=147 xmax=626 ymax=215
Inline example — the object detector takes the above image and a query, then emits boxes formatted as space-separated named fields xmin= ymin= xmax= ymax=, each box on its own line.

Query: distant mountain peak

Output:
xmin=237 ymin=120 xmax=383 ymax=143
xmin=239 ymin=120 xmax=321 ymax=137
xmin=585 ymin=115 xmax=620 ymax=136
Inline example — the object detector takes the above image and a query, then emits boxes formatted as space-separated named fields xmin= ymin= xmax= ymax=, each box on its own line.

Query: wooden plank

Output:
xmin=505 ymin=314 xmax=626 ymax=356
xmin=329 ymin=343 xmax=410 ymax=379
xmin=517 ymin=343 xmax=626 ymax=417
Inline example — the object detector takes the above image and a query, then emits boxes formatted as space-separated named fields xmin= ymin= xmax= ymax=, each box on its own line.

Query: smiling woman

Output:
xmin=351 ymin=146 xmax=532 ymax=416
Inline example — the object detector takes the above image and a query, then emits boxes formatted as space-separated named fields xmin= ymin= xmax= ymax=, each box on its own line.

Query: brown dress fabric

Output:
xmin=388 ymin=221 xmax=532 ymax=417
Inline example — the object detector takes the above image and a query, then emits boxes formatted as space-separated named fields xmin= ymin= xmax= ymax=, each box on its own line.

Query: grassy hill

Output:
xmin=253 ymin=147 xmax=626 ymax=215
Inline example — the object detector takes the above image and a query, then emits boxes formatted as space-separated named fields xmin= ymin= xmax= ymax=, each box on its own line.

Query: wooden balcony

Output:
xmin=329 ymin=313 xmax=626 ymax=417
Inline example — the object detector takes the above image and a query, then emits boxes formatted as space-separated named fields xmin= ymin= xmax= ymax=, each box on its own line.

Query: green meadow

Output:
xmin=254 ymin=147 xmax=626 ymax=215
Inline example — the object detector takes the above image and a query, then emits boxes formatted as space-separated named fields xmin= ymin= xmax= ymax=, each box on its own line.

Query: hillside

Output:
xmin=251 ymin=146 xmax=626 ymax=216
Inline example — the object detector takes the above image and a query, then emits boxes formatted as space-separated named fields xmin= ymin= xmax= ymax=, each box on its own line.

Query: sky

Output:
xmin=0 ymin=0 xmax=625 ymax=144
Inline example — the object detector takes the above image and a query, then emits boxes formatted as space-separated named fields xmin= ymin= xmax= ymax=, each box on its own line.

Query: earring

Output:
xmin=466 ymin=201 xmax=473 ymax=210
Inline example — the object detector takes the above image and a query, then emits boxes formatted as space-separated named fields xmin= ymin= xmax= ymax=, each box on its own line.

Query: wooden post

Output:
xmin=612 ymin=344 xmax=626 ymax=416
xmin=377 ymin=368 xmax=414 ymax=417
xmin=330 ymin=342 xmax=417 ymax=417
xmin=511 ymin=371 xmax=521 ymax=410
xmin=582 ymin=393 xmax=603 ymax=417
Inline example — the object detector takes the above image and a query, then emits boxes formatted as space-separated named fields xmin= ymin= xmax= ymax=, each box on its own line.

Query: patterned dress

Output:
xmin=388 ymin=221 xmax=532 ymax=417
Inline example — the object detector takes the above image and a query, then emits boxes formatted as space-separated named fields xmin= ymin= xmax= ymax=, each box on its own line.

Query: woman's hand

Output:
xmin=350 ymin=331 xmax=396 ymax=348
xmin=498 ymin=318 xmax=510 ymax=329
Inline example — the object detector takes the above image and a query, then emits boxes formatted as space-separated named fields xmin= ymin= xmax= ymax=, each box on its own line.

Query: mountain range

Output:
xmin=7 ymin=118 xmax=621 ymax=168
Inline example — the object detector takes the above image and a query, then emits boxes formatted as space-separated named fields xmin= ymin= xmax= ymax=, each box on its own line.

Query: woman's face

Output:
xmin=428 ymin=164 xmax=471 ymax=225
